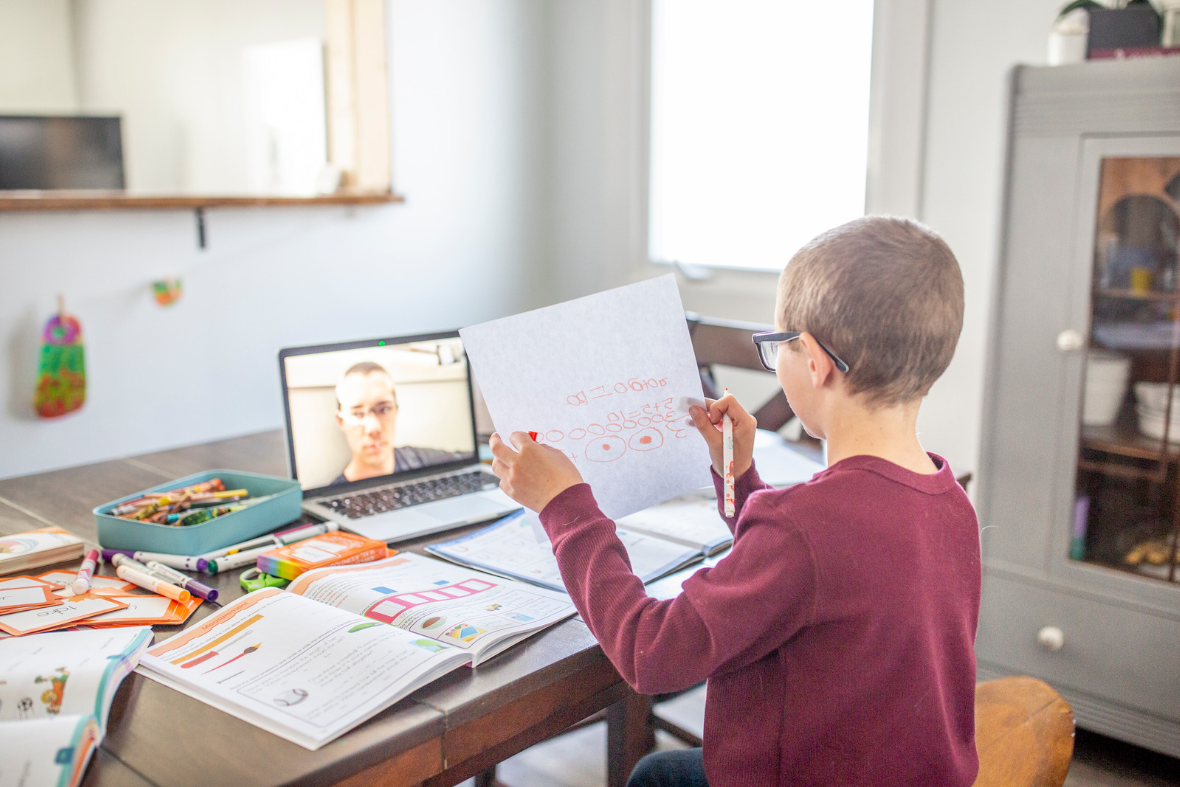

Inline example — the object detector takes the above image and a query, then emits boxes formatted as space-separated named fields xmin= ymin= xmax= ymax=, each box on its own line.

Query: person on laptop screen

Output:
xmin=332 ymin=361 xmax=467 ymax=484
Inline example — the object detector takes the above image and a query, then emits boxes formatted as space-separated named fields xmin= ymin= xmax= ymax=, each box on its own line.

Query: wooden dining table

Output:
xmin=0 ymin=430 xmax=667 ymax=787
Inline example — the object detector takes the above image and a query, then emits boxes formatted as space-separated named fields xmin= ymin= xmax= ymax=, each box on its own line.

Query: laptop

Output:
xmin=278 ymin=331 xmax=520 ymax=543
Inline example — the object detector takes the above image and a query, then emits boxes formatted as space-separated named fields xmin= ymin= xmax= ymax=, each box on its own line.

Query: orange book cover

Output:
xmin=257 ymin=532 xmax=389 ymax=580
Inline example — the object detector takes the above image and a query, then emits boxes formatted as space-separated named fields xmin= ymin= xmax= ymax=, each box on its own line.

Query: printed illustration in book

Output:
xmin=0 ymin=627 xmax=153 ymax=787
xmin=138 ymin=553 xmax=575 ymax=750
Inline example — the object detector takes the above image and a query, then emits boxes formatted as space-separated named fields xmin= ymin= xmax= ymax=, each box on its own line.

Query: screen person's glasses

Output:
xmin=752 ymin=331 xmax=849 ymax=374
xmin=338 ymin=402 xmax=397 ymax=426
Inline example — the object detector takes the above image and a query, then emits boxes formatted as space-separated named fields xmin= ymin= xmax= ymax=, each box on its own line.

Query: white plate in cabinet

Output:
xmin=976 ymin=573 xmax=1180 ymax=725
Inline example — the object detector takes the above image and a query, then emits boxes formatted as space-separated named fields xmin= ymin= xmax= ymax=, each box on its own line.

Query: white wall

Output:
xmin=71 ymin=0 xmax=325 ymax=193
xmin=0 ymin=0 xmax=78 ymax=112
xmin=0 ymin=0 xmax=551 ymax=479
xmin=914 ymin=0 xmax=1063 ymax=477
xmin=543 ymin=0 xmax=1068 ymax=480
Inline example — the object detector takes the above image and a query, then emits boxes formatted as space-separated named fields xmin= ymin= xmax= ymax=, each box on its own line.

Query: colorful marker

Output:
xmin=145 ymin=560 xmax=219 ymax=602
xmin=71 ymin=549 xmax=99 ymax=595
xmin=108 ymin=553 xmax=152 ymax=573
xmin=722 ymin=388 xmax=735 ymax=518
xmin=528 ymin=431 xmax=539 ymax=441
xmin=205 ymin=545 xmax=275 ymax=574
xmin=115 ymin=564 xmax=191 ymax=603
xmin=197 ymin=521 xmax=338 ymax=562
xmin=101 ymin=549 xmax=206 ymax=572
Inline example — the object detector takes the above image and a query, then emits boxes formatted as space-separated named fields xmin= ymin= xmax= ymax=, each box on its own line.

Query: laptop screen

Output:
xmin=280 ymin=333 xmax=477 ymax=492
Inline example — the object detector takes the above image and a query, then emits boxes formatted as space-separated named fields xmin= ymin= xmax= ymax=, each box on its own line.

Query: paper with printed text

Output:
xmin=461 ymin=275 xmax=713 ymax=519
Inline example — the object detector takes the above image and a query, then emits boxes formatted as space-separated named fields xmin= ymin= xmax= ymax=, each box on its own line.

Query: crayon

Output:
xmin=143 ymin=479 xmax=224 ymax=499
xmin=71 ymin=548 xmax=99 ymax=595
xmin=110 ymin=499 xmax=154 ymax=516
xmin=115 ymin=565 xmax=191 ymax=603
xmin=101 ymin=549 xmax=206 ymax=572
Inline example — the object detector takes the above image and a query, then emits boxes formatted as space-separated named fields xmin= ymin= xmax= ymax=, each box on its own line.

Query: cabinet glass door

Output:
xmin=1076 ymin=157 xmax=1180 ymax=584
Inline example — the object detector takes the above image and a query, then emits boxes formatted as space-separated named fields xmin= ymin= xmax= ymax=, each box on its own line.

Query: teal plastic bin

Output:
xmin=94 ymin=469 xmax=303 ymax=555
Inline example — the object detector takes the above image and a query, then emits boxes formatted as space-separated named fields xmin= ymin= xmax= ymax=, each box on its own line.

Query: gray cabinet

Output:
xmin=978 ymin=59 xmax=1180 ymax=757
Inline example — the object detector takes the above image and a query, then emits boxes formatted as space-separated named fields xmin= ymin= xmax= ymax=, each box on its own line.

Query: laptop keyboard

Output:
xmin=320 ymin=470 xmax=501 ymax=519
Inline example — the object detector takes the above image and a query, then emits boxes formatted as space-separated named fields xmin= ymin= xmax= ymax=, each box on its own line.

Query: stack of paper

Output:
xmin=0 ymin=527 xmax=85 ymax=575
xmin=0 ymin=571 xmax=200 ymax=636
xmin=750 ymin=429 xmax=826 ymax=488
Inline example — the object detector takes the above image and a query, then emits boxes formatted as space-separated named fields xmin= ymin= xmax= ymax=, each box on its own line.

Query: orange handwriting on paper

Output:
xmin=540 ymin=396 xmax=689 ymax=464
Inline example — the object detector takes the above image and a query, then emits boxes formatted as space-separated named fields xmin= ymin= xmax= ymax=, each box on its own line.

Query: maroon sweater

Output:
xmin=539 ymin=453 xmax=981 ymax=787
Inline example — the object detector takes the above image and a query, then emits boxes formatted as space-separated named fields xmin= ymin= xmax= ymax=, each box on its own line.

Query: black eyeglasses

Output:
xmin=752 ymin=331 xmax=849 ymax=374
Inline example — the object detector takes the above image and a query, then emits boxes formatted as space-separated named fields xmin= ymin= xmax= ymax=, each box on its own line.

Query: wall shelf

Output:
xmin=0 ymin=190 xmax=403 ymax=211
xmin=1081 ymin=421 xmax=1180 ymax=463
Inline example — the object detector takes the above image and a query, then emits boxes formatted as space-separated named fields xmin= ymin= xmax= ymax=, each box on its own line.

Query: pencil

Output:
xmin=723 ymin=388 xmax=735 ymax=517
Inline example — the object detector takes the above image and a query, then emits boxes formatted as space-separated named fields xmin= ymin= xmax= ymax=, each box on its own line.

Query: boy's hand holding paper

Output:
xmin=489 ymin=432 xmax=584 ymax=512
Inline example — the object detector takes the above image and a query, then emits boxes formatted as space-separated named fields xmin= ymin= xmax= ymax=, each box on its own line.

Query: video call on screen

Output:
xmin=285 ymin=338 xmax=475 ymax=490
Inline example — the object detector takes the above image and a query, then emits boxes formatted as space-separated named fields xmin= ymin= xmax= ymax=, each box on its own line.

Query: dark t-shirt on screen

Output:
xmin=331 ymin=446 xmax=468 ymax=486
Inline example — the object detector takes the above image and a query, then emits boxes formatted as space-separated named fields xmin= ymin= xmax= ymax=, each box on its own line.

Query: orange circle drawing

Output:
xmin=628 ymin=427 xmax=663 ymax=452
xmin=585 ymin=435 xmax=627 ymax=462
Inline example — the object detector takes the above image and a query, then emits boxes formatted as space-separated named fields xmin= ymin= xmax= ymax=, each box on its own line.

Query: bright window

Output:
xmin=649 ymin=0 xmax=875 ymax=271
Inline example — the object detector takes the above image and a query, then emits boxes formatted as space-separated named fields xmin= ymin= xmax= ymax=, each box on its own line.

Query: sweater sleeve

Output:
xmin=539 ymin=482 xmax=816 ymax=695
xmin=711 ymin=460 xmax=773 ymax=534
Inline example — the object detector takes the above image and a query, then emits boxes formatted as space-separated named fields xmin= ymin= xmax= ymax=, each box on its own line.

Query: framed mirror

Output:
xmin=0 ymin=0 xmax=397 ymax=209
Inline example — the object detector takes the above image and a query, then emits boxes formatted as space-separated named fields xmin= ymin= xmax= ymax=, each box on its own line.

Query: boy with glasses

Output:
xmin=489 ymin=217 xmax=979 ymax=786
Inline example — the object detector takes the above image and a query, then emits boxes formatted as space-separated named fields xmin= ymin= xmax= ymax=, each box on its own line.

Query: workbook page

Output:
xmin=0 ymin=715 xmax=98 ymax=787
xmin=617 ymin=495 xmax=733 ymax=553
xmin=427 ymin=512 xmax=703 ymax=592
xmin=0 ymin=627 xmax=151 ymax=726
xmin=461 ymin=275 xmax=713 ymax=519
xmin=138 ymin=588 xmax=469 ymax=750
xmin=285 ymin=553 xmax=576 ymax=663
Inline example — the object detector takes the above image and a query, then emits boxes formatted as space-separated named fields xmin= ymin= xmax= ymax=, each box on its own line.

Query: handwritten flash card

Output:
xmin=461 ymin=275 xmax=712 ymax=519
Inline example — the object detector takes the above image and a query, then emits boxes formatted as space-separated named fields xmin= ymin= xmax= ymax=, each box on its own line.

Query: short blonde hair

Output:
xmin=776 ymin=216 xmax=963 ymax=406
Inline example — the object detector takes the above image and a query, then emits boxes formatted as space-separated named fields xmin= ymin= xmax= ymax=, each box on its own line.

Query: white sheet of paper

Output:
xmin=751 ymin=429 xmax=826 ymax=487
xmin=461 ymin=275 xmax=713 ymax=519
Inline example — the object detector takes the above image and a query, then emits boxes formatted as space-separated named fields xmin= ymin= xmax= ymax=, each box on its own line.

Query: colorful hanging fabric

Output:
xmin=152 ymin=278 xmax=182 ymax=306
xmin=34 ymin=306 xmax=86 ymax=419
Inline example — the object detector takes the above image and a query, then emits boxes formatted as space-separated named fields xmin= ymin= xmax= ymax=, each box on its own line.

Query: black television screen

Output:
xmin=0 ymin=116 xmax=125 ymax=190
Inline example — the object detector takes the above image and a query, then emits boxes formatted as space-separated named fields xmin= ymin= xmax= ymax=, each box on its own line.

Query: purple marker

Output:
xmin=101 ymin=549 xmax=206 ymax=573
xmin=145 ymin=561 xmax=219 ymax=602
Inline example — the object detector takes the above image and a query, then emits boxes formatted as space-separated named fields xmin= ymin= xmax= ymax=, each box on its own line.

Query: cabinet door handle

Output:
xmin=1056 ymin=330 xmax=1084 ymax=353
xmin=1037 ymin=626 xmax=1065 ymax=652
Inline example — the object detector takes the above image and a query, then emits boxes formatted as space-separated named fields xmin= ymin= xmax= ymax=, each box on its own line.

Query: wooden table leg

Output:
xmin=606 ymin=688 xmax=655 ymax=787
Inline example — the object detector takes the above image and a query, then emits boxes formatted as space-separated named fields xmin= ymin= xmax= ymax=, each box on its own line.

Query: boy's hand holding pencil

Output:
xmin=689 ymin=392 xmax=756 ymax=482
xmin=489 ymin=432 xmax=585 ymax=512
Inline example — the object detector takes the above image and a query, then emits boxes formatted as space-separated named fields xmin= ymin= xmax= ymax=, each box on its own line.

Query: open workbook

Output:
xmin=428 ymin=432 xmax=826 ymax=594
xmin=137 ymin=553 xmax=575 ymax=750
xmin=0 ymin=627 xmax=153 ymax=787
xmin=428 ymin=504 xmax=729 ymax=594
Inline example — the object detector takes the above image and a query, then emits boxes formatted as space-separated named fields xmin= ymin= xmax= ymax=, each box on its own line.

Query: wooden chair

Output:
xmin=647 ymin=677 xmax=1075 ymax=787
xmin=685 ymin=312 xmax=796 ymax=432
xmin=972 ymin=676 xmax=1075 ymax=787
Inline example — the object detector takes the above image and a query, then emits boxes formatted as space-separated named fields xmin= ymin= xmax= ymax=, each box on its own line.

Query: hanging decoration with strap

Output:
xmin=34 ymin=295 xmax=86 ymax=419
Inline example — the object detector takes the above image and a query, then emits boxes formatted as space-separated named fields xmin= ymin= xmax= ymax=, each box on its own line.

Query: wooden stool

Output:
xmin=973 ymin=676 xmax=1075 ymax=787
